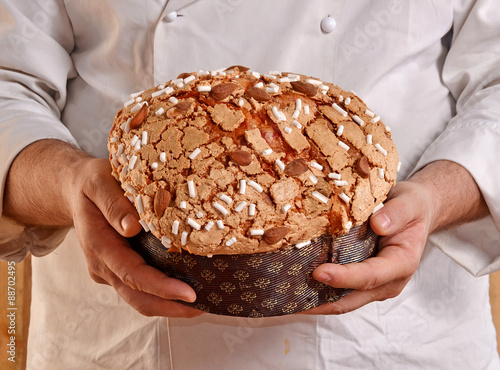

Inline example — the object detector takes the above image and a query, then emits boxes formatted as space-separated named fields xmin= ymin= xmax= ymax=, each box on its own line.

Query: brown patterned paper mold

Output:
xmin=109 ymin=66 xmax=399 ymax=316
xmin=128 ymin=220 xmax=378 ymax=317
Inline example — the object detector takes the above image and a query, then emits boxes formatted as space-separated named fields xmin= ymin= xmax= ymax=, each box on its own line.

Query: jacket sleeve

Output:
xmin=413 ymin=0 xmax=500 ymax=276
xmin=0 ymin=1 xmax=79 ymax=261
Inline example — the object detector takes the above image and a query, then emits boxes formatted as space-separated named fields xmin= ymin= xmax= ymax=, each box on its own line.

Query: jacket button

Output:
xmin=320 ymin=16 xmax=337 ymax=33
xmin=164 ymin=11 xmax=178 ymax=23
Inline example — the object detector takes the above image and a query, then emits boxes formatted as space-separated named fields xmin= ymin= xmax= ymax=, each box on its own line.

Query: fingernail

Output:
xmin=121 ymin=213 xmax=138 ymax=232
xmin=180 ymin=293 xmax=196 ymax=303
xmin=374 ymin=212 xmax=391 ymax=229
xmin=316 ymin=273 xmax=331 ymax=284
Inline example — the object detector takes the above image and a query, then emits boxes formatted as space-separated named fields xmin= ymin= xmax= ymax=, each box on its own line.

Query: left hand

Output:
xmin=304 ymin=160 xmax=488 ymax=315
xmin=303 ymin=180 xmax=433 ymax=315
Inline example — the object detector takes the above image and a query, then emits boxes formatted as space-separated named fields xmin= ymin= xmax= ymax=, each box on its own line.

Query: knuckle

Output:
xmin=86 ymin=262 xmax=109 ymax=285
xmin=327 ymin=305 xmax=346 ymax=315
xmin=401 ymin=255 xmax=421 ymax=278
xmin=133 ymin=303 xmax=155 ymax=317
xmin=120 ymin=270 xmax=139 ymax=291
xmin=383 ymin=286 xmax=403 ymax=300
xmin=359 ymin=281 xmax=374 ymax=291
xmin=104 ymin=195 xmax=125 ymax=223
xmin=379 ymin=282 xmax=405 ymax=301
xmin=88 ymin=271 xmax=107 ymax=285
xmin=361 ymin=275 xmax=381 ymax=291
xmin=81 ymin=163 xmax=103 ymax=193
xmin=355 ymin=266 xmax=382 ymax=291
xmin=392 ymin=247 xmax=420 ymax=275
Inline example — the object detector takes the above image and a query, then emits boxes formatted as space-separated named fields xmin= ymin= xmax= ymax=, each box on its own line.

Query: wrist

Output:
xmin=62 ymin=154 xmax=98 ymax=223
xmin=407 ymin=160 xmax=488 ymax=232
xmin=4 ymin=139 xmax=93 ymax=227
xmin=406 ymin=175 xmax=441 ymax=234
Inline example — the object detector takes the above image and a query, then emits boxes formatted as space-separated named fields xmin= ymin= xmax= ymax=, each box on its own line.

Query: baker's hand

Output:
xmin=304 ymin=180 xmax=431 ymax=315
xmin=68 ymin=157 xmax=202 ymax=318
xmin=305 ymin=160 xmax=488 ymax=315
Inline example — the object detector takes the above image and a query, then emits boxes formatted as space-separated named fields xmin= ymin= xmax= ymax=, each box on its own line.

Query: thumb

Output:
xmin=370 ymin=184 xmax=420 ymax=237
xmin=84 ymin=159 xmax=143 ymax=238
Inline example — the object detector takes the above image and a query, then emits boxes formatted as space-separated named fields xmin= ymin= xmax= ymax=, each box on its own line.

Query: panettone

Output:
xmin=108 ymin=66 xmax=399 ymax=256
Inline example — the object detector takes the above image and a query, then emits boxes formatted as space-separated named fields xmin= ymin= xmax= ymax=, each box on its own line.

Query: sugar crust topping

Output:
xmin=108 ymin=66 xmax=399 ymax=256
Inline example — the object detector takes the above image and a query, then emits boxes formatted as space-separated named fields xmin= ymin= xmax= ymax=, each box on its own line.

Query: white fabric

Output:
xmin=0 ymin=0 xmax=499 ymax=368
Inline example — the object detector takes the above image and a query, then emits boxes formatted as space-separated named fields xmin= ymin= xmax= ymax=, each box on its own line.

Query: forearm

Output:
xmin=408 ymin=160 xmax=488 ymax=233
xmin=3 ymin=139 xmax=92 ymax=227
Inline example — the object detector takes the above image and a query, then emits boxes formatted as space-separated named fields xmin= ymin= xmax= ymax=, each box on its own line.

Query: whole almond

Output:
xmin=225 ymin=65 xmax=250 ymax=72
xmin=154 ymin=189 xmax=172 ymax=218
xmin=263 ymin=227 xmax=291 ymax=245
xmin=228 ymin=150 xmax=252 ymax=166
xmin=129 ymin=104 xmax=148 ymax=130
xmin=167 ymin=101 xmax=192 ymax=118
xmin=175 ymin=101 xmax=192 ymax=112
xmin=210 ymin=82 xmax=238 ymax=101
xmin=356 ymin=156 xmax=371 ymax=178
xmin=177 ymin=72 xmax=191 ymax=79
xmin=290 ymin=81 xmax=317 ymax=97
xmin=245 ymin=86 xmax=271 ymax=102
xmin=284 ymin=158 xmax=309 ymax=177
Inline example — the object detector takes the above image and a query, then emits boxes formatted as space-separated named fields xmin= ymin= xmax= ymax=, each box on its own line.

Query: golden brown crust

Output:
xmin=108 ymin=67 xmax=399 ymax=255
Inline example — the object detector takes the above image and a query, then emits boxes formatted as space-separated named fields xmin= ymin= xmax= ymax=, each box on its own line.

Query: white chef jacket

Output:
xmin=1 ymin=0 xmax=500 ymax=368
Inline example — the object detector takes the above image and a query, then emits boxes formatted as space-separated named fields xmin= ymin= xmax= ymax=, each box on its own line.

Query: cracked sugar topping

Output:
xmin=108 ymin=66 xmax=399 ymax=256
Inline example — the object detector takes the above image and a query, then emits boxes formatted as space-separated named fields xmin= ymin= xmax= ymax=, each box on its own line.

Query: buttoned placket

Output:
xmin=150 ymin=3 xmax=348 ymax=370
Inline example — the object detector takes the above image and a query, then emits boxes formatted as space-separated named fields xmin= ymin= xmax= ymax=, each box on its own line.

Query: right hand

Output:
xmin=66 ymin=157 xmax=202 ymax=318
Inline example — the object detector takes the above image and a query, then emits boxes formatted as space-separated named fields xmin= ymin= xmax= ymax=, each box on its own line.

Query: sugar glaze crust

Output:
xmin=108 ymin=67 xmax=399 ymax=256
